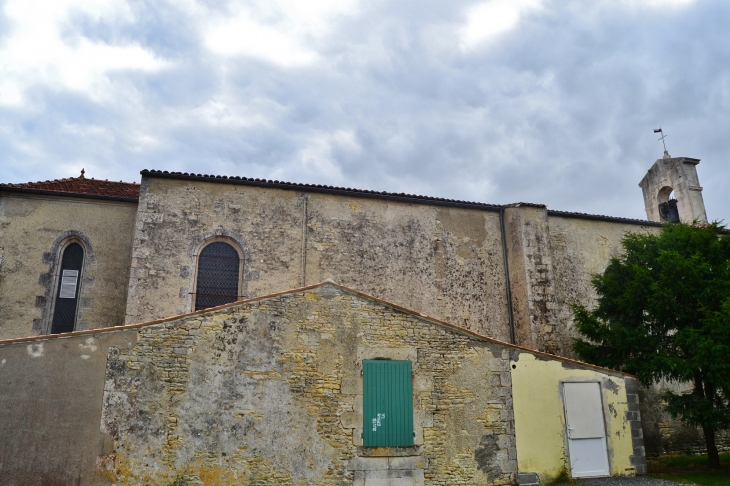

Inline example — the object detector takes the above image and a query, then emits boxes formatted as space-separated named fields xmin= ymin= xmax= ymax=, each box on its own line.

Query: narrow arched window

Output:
xmin=51 ymin=243 xmax=84 ymax=334
xmin=195 ymin=242 xmax=240 ymax=311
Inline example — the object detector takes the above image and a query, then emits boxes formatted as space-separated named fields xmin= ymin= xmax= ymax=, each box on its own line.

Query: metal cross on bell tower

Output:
xmin=654 ymin=127 xmax=670 ymax=158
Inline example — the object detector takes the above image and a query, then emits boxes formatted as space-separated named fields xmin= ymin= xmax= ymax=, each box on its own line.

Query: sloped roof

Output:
xmin=141 ymin=169 xmax=508 ymax=212
xmin=0 ymin=280 xmax=635 ymax=378
xmin=140 ymin=169 xmax=660 ymax=226
xmin=0 ymin=172 xmax=140 ymax=201
xmin=547 ymin=209 xmax=662 ymax=226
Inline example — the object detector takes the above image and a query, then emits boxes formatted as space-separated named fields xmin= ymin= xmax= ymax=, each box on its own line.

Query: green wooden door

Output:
xmin=362 ymin=360 xmax=414 ymax=447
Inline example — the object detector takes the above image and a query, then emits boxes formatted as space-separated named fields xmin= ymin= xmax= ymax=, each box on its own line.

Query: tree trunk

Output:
xmin=702 ymin=425 xmax=720 ymax=468
xmin=700 ymin=377 xmax=721 ymax=468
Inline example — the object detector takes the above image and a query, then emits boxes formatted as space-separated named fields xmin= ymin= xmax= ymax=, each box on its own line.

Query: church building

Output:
xmin=0 ymin=155 xmax=714 ymax=485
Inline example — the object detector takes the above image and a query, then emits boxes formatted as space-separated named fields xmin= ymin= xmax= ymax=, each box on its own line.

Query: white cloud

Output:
xmin=0 ymin=0 xmax=169 ymax=104
xmin=460 ymin=0 xmax=542 ymax=50
xmin=205 ymin=13 xmax=319 ymax=67
xmin=622 ymin=0 xmax=696 ymax=7
xmin=0 ymin=0 xmax=727 ymax=225
xmin=189 ymin=100 xmax=272 ymax=129
xmin=202 ymin=0 xmax=358 ymax=66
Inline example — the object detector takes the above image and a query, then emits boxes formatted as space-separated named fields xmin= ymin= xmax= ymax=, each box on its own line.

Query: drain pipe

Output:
xmin=300 ymin=194 xmax=309 ymax=287
xmin=499 ymin=208 xmax=516 ymax=345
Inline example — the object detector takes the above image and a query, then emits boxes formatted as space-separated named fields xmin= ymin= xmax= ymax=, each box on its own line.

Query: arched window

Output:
xmin=51 ymin=242 xmax=84 ymax=334
xmin=195 ymin=241 xmax=241 ymax=311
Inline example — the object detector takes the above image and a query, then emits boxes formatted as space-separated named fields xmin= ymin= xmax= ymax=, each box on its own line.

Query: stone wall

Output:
xmin=0 ymin=193 xmax=137 ymax=339
xmin=638 ymin=381 xmax=730 ymax=457
xmin=106 ymin=283 xmax=517 ymax=485
xmin=124 ymin=176 xmax=511 ymax=341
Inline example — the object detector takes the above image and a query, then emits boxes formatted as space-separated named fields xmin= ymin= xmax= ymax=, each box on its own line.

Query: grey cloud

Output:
xmin=0 ymin=0 xmax=727 ymax=222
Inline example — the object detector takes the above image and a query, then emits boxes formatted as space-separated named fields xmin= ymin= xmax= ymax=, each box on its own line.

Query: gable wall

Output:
xmin=107 ymin=285 xmax=517 ymax=485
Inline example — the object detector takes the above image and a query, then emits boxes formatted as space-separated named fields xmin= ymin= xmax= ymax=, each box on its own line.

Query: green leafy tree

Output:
xmin=572 ymin=222 xmax=730 ymax=467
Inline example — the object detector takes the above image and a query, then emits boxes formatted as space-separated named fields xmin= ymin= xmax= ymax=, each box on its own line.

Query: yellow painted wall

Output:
xmin=511 ymin=352 xmax=635 ymax=480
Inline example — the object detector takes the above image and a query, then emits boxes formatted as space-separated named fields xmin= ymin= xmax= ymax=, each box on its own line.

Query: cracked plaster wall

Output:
xmin=0 ymin=330 xmax=136 ymax=486
xmin=510 ymin=352 xmax=645 ymax=480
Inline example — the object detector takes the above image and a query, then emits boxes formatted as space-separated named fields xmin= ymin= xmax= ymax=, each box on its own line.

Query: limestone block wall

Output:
xmin=639 ymin=380 xmax=730 ymax=457
xmin=0 ymin=193 xmax=137 ymax=339
xmin=105 ymin=284 xmax=518 ymax=485
xmin=304 ymin=194 xmax=509 ymax=340
xmin=124 ymin=176 xmax=304 ymax=323
xmin=124 ymin=175 xmax=511 ymax=341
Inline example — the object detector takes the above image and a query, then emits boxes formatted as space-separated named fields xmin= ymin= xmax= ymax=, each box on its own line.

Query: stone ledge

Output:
xmin=347 ymin=455 xmax=427 ymax=471
xmin=355 ymin=446 xmax=422 ymax=458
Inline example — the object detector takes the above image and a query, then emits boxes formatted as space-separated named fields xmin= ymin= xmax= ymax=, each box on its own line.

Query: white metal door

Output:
xmin=562 ymin=382 xmax=610 ymax=478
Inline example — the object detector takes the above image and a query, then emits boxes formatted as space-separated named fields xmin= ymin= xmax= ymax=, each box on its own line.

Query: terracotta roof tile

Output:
xmin=1 ymin=174 xmax=140 ymax=200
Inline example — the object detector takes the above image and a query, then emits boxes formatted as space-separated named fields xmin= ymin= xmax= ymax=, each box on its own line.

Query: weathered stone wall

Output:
xmin=124 ymin=176 xmax=511 ymax=341
xmin=0 ymin=329 xmax=136 ymax=486
xmin=105 ymin=284 xmax=517 ymax=485
xmin=0 ymin=193 xmax=137 ymax=339
xmin=547 ymin=215 xmax=660 ymax=358
xmin=124 ymin=176 xmax=304 ymax=322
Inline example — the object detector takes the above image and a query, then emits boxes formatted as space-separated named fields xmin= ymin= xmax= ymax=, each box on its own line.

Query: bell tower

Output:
xmin=638 ymin=153 xmax=708 ymax=224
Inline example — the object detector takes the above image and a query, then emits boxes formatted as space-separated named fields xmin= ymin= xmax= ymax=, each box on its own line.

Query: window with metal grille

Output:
xmin=195 ymin=241 xmax=240 ymax=311
xmin=51 ymin=242 xmax=84 ymax=334
xmin=362 ymin=360 xmax=414 ymax=447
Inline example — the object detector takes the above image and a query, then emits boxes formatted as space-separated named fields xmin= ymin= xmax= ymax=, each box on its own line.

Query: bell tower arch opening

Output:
xmin=656 ymin=186 xmax=680 ymax=223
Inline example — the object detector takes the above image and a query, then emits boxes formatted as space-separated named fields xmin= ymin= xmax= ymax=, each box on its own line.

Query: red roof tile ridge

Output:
xmin=1 ymin=174 xmax=141 ymax=199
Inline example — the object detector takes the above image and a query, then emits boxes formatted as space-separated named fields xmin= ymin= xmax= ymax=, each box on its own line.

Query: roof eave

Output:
xmin=140 ymin=169 xmax=506 ymax=212
xmin=0 ymin=186 xmax=139 ymax=203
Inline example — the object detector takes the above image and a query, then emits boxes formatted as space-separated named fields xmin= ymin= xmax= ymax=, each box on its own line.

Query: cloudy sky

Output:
xmin=0 ymin=0 xmax=727 ymax=221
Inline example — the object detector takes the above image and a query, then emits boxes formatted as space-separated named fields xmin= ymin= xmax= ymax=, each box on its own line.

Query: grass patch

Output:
xmin=648 ymin=453 xmax=730 ymax=486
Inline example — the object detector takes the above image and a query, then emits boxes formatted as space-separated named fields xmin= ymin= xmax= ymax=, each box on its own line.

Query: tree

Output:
xmin=572 ymin=222 xmax=730 ymax=467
